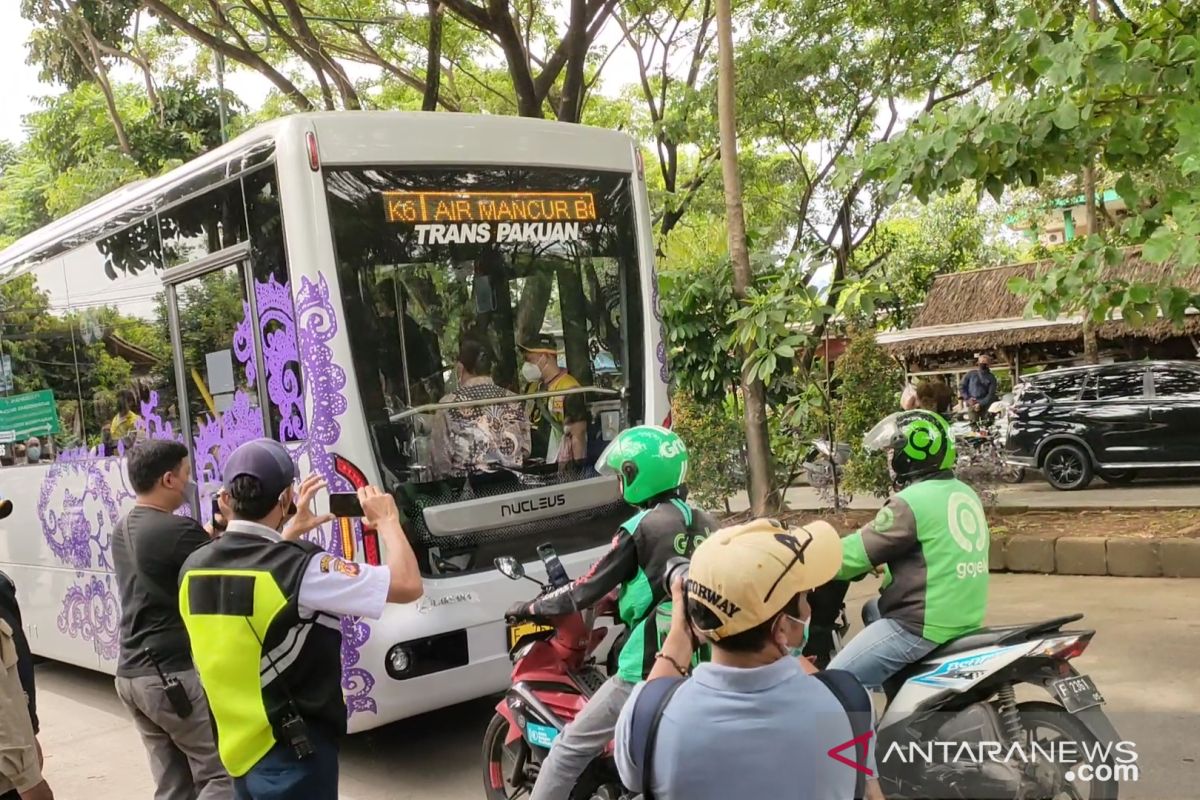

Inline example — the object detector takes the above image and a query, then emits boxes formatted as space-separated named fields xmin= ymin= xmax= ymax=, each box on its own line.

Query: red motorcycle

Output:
xmin=482 ymin=545 xmax=625 ymax=800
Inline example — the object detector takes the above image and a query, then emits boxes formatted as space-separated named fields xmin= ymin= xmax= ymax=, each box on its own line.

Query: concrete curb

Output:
xmin=989 ymin=534 xmax=1199 ymax=577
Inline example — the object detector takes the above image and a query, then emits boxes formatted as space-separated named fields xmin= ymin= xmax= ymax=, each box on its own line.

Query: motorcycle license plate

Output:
xmin=1050 ymin=674 xmax=1105 ymax=713
xmin=508 ymin=620 xmax=553 ymax=648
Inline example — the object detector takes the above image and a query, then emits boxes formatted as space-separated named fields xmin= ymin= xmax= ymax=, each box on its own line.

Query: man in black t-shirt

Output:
xmin=112 ymin=441 xmax=234 ymax=800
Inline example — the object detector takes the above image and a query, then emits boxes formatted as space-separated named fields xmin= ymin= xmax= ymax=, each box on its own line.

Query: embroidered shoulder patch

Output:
xmin=319 ymin=555 xmax=361 ymax=577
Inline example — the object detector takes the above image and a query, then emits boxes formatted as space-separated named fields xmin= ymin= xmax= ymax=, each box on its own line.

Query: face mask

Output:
xmin=777 ymin=613 xmax=811 ymax=658
xmin=980 ymin=364 xmax=990 ymax=372
xmin=26 ymin=447 xmax=40 ymax=462
xmin=521 ymin=361 xmax=543 ymax=383
xmin=787 ymin=613 xmax=811 ymax=654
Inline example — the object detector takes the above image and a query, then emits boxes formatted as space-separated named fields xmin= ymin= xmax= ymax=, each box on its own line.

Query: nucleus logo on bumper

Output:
xmin=500 ymin=493 xmax=566 ymax=518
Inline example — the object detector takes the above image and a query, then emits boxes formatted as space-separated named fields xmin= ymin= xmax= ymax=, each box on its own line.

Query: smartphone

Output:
xmin=210 ymin=497 xmax=226 ymax=531
xmin=537 ymin=542 xmax=570 ymax=588
xmin=329 ymin=492 xmax=364 ymax=518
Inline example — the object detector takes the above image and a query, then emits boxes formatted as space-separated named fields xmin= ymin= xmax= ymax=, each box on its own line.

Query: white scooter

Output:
xmin=809 ymin=591 xmax=1122 ymax=800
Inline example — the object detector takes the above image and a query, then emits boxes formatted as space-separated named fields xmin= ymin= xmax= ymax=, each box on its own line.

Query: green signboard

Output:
xmin=0 ymin=390 xmax=61 ymax=443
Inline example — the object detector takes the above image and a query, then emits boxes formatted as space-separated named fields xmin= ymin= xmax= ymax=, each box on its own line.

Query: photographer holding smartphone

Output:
xmin=178 ymin=439 xmax=423 ymax=800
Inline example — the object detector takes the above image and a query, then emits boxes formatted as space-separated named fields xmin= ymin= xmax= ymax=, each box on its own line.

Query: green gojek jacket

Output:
xmin=837 ymin=475 xmax=990 ymax=644
xmin=520 ymin=497 xmax=718 ymax=682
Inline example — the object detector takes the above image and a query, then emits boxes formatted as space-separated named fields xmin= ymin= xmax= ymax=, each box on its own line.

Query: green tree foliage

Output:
xmin=22 ymin=0 xmax=142 ymax=88
xmin=0 ymin=274 xmax=163 ymax=442
xmin=670 ymin=391 xmax=745 ymax=512
xmin=864 ymin=0 xmax=1200 ymax=327
xmin=0 ymin=77 xmax=223 ymax=443
xmin=831 ymin=329 xmax=905 ymax=496
xmin=657 ymin=225 xmax=739 ymax=400
xmin=1 ymin=79 xmax=230 ymax=240
xmin=859 ymin=190 xmax=1021 ymax=327
xmin=138 ymin=0 xmax=616 ymax=121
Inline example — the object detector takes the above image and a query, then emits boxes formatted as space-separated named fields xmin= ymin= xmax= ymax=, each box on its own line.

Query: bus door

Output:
xmin=161 ymin=243 xmax=273 ymax=523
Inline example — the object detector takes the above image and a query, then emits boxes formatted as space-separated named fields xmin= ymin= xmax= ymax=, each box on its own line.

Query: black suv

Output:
xmin=1003 ymin=360 xmax=1200 ymax=490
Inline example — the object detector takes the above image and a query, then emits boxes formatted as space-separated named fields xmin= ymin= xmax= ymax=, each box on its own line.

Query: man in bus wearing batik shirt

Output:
xmin=520 ymin=335 xmax=588 ymax=466
xmin=432 ymin=339 xmax=531 ymax=477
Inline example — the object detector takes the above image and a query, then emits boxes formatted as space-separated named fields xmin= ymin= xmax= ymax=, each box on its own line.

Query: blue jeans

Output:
xmin=234 ymin=730 xmax=338 ymax=800
xmin=828 ymin=615 xmax=938 ymax=688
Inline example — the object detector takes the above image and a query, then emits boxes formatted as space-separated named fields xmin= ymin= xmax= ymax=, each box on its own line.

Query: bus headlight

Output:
xmin=386 ymin=644 xmax=414 ymax=677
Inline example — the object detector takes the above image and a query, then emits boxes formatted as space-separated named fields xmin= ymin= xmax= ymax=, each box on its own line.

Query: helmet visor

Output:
xmin=863 ymin=413 xmax=901 ymax=452
xmin=596 ymin=437 xmax=622 ymax=477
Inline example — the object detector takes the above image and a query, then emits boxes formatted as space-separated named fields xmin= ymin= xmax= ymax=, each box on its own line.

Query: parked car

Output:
xmin=1002 ymin=360 xmax=1200 ymax=490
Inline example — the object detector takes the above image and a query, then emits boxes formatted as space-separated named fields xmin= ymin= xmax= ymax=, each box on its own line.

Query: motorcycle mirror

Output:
xmin=494 ymin=556 xmax=526 ymax=581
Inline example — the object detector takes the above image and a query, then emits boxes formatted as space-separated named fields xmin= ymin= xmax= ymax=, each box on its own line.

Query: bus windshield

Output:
xmin=326 ymin=165 xmax=644 ymax=569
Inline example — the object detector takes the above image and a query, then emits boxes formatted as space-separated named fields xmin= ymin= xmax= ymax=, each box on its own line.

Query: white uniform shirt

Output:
xmin=224 ymin=520 xmax=390 ymax=621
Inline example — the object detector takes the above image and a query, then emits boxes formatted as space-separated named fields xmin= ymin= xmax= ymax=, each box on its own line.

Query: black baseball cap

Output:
xmin=222 ymin=439 xmax=296 ymax=497
xmin=519 ymin=333 xmax=559 ymax=354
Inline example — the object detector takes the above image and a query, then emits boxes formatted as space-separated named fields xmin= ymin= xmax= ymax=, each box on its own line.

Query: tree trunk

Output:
xmin=1082 ymin=321 xmax=1099 ymax=364
xmin=559 ymin=257 xmax=594 ymax=386
xmin=423 ymin=1 xmax=444 ymax=112
xmin=84 ymin=39 xmax=133 ymax=158
xmin=1081 ymin=0 xmax=1101 ymax=366
xmin=1083 ymin=0 xmax=1102 ymax=242
xmin=556 ymin=0 xmax=588 ymax=122
xmin=716 ymin=0 xmax=774 ymax=515
xmin=515 ymin=272 xmax=554 ymax=345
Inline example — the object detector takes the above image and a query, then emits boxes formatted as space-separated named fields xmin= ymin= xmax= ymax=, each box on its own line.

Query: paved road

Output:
xmin=31 ymin=575 xmax=1200 ymax=799
xmin=750 ymin=478 xmax=1200 ymax=512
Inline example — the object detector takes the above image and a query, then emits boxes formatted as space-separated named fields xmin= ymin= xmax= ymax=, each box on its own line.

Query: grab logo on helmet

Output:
xmin=660 ymin=438 xmax=684 ymax=459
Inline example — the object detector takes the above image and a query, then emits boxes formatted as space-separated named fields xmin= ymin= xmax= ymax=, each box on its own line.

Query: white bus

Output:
xmin=0 ymin=112 xmax=668 ymax=731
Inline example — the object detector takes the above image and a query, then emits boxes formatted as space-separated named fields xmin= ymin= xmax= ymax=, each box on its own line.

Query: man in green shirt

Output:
xmin=829 ymin=410 xmax=990 ymax=687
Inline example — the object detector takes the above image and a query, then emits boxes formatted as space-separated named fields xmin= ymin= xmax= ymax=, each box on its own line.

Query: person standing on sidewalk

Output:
xmin=0 ymin=609 xmax=52 ymax=800
xmin=113 ymin=440 xmax=235 ymax=800
xmin=179 ymin=439 xmax=423 ymax=799
xmin=0 ymin=493 xmax=52 ymax=800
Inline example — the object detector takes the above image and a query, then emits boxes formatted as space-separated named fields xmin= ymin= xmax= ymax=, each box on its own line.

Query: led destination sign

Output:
xmin=383 ymin=190 xmax=598 ymax=244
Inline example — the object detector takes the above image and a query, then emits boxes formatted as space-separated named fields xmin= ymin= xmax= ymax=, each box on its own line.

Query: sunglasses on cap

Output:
xmin=762 ymin=531 xmax=814 ymax=604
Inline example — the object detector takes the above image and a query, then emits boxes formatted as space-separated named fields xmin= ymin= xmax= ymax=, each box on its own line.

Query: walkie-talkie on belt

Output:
xmin=144 ymin=648 xmax=194 ymax=719
xmin=245 ymin=619 xmax=314 ymax=760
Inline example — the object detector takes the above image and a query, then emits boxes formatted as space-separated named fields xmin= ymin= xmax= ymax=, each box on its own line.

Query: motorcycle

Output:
xmin=809 ymin=584 xmax=1122 ymax=800
xmin=483 ymin=545 xmax=625 ymax=800
xmin=802 ymin=439 xmax=854 ymax=506
xmin=951 ymin=404 xmax=1025 ymax=490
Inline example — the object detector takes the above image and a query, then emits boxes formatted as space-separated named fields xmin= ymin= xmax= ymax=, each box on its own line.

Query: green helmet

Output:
xmin=864 ymin=410 xmax=956 ymax=486
xmin=598 ymin=425 xmax=689 ymax=505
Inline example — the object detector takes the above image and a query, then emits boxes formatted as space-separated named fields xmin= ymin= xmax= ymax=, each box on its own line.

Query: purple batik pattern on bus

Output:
xmin=58 ymin=575 xmax=120 ymax=661
xmin=234 ymin=277 xmax=306 ymax=442
xmin=296 ymin=272 xmax=377 ymax=718
xmin=37 ymin=447 xmax=129 ymax=660
xmin=650 ymin=265 xmax=669 ymax=383
xmin=191 ymin=391 xmax=265 ymax=496
xmin=37 ymin=448 xmax=125 ymax=572
xmin=256 ymin=277 xmax=306 ymax=442
xmin=135 ymin=390 xmax=184 ymax=444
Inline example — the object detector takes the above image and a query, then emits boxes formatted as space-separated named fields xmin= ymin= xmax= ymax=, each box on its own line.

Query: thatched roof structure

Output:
xmin=879 ymin=248 xmax=1200 ymax=358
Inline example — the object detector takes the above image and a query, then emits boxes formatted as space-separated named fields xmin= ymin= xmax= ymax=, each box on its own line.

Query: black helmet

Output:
xmin=864 ymin=410 xmax=956 ymax=487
